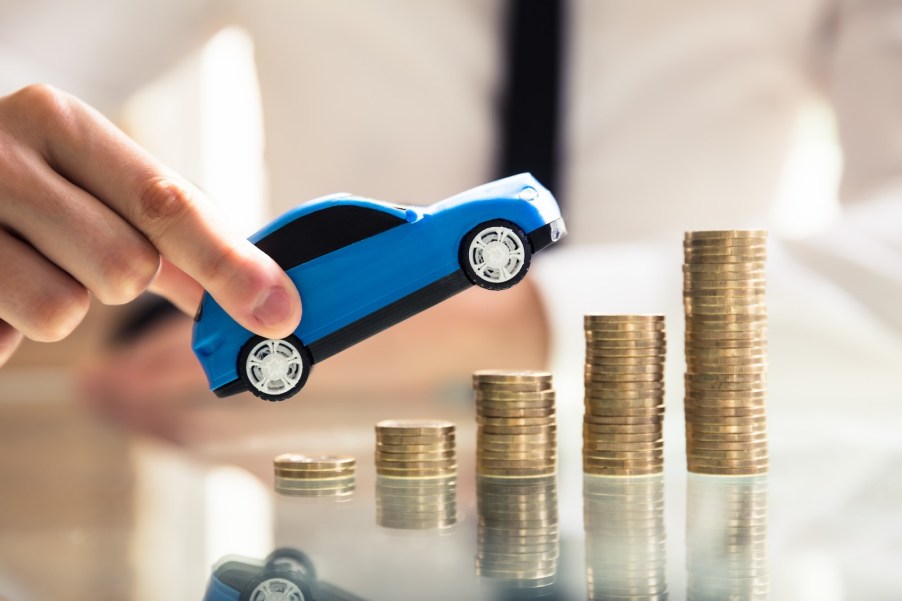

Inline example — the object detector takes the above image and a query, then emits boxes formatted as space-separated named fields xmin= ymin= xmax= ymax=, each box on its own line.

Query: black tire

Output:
xmin=238 ymin=335 xmax=312 ymax=401
xmin=264 ymin=547 xmax=317 ymax=582
xmin=459 ymin=220 xmax=532 ymax=290
xmin=240 ymin=568 xmax=313 ymax=601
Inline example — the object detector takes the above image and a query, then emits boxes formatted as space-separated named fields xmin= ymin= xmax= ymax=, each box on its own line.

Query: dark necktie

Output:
xmin=497 ymin=0 xmax=565 ymax=201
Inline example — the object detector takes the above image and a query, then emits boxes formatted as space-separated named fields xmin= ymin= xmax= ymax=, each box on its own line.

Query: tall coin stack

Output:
xmin=474 ymin=370 xmax=556 ymax=478
xmin=687 ymin=475 xmax=769 ymax=600
xmin=375 ymin=419 xmax=457 ymax=478
xmin=273 ymin=454 xmax=356 ymax=498
xmin=476 ymin=474 xmax=559 ymax=591
xmin=584 ymin=474 xmax=668 ymax=601
xmin=583 ymin=315 xmax=666 ymax=476
xmin=683 ymin=230 xmax=769 ymax=475
xmin=376 ymin=475 xmax=457 ymax=530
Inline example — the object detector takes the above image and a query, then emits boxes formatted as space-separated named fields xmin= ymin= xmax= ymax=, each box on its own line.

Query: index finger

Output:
xmin=27 ymin=85 xmax=302 ymax=339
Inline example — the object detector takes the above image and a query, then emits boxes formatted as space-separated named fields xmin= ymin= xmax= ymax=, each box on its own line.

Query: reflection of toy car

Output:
xmin=193 ymin=173 xmax=566 ymax=401
xmin=203 ymin=548 xmax=318 ymax=601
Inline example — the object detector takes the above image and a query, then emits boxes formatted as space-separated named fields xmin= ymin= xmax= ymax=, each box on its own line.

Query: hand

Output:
xmin=0 ymin=85 xmax=301 ymax=366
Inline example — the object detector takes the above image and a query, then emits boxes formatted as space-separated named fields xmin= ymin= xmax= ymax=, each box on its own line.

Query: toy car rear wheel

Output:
xmin=460 ymin=220 xmax=531 ymax=290
xmin=240 ymin=569 xmax=312 ymax=601
xmin=239 ymin=335 xmax=311 ymax=401
xmin=264 ymin=548 xmax=317 ymax=582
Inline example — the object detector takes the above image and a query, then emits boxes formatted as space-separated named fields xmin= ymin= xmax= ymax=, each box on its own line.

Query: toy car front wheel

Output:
xmin=240 ymin=569 xmax=312 ymax=601
xmin=239 ymin=335 xmax=311 ymax=401
xmin=460 ymin=220 xmax=531 ymax=290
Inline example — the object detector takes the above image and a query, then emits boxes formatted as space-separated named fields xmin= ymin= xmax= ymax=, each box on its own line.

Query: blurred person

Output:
xmin=0 ymin=0 xmax=899 ymax=434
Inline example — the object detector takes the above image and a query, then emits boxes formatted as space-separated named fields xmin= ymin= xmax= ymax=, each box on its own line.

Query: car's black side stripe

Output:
xmin=212 ymin=270 xmax=472 ymax=398
xmin=307 ymin=270 xmax=472 ymax=363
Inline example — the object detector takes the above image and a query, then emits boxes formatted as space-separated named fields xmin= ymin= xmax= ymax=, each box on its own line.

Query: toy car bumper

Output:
xmin=528 ymin=217 xmax=567 ymax=253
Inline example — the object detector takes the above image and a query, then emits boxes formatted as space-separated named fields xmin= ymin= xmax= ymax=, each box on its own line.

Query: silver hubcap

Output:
xmin=468 ymin=226 xmax=526 ymax=284
xmin=248 ymin=578 xmax=304 ymax=601
xmin=245 ymin=339 xmax=304 ymax=396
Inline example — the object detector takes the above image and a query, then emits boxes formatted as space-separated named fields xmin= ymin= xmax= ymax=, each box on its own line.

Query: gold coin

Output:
xmin=377 ymin=466 xmax=458 ymax=477
xmin=683 ymin=270 xmax=766 ymax=281
xmin=584 ymin=423 xmax=661 ymax=434
xmin=583 ymin=441 xmax=664 ymax=452
xmin=475 ymin=390 xmax=556 ymax=402
xmin=477 ymin=415 xmax=556 ymax=427
xmin=477 ymin=406 xmax=557 ymax=418
xmin=480 ymin=424 xmax=557 ymax=435
xmin=274 ymin=468 xmax=356 ymax=480
xmin=479 ymin=432 xmax=557 ymax=442
xmin=584 ymin=314 xmax=665 ymax=324
xmin=585 ymin=346 xmax=666 ymax=358
xmin=375 ymin=433 xmax=455 ymax=445
xmin=473 ymin=369 xmax=553 ymax=383
xmin=375 ymin=459 xmax=458 ymax=470
xmin=584 ymin=414 xmax=663 ymax=426
xmin=584 ymin=407 xmax=666 ymax=419
xmin=684 ymin=276 xmax=768 ymax=288
xmin=586 ymin=363 xmax=666 ymax=375
xmin=684 ymin=229 xmax=767 ymax=240
xmin=273 ymin=453 xmax=356 ymax=469
xmin=376 ymin=419 xmax=455 ymax=435
xmin=475 ymin=382 xmax=554 ymax=393
xmin=583 ymin=432 xmax=664 ymax=444
xmin=685 ymin=407 xmax=767 ymax=418
xmin=477 ymin=466 xmax=557 ymax=477
xmin=376 ymin=442 xmax=456 ymax=454
xmin=375 ymin=450 xmax=456 ymax=461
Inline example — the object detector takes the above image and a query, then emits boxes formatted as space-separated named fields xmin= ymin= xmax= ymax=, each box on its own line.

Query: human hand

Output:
xmin=0 ymin=84 xmax=301 ymax=365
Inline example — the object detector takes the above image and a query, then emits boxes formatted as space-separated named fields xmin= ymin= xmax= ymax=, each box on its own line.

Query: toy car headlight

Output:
xmin=518 ymin=186 xmax=539 ymax=201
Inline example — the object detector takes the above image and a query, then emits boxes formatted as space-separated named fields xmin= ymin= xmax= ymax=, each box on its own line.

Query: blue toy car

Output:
xmin=203 ymin=548 xmax=365 ymax=601
xmin=192 ymin=173 xmax=566 ymax=400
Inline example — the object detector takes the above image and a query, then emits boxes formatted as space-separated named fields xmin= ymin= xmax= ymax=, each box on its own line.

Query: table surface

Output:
xmin=2 ymin=244 xmax=902 ymax=601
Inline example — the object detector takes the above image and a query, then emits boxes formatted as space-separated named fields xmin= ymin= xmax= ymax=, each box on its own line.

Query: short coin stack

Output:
xmin=273 ymin=453 xmax=356 ymax=498
xmin=683 ymin=230 xmax=769 ymax=475
xmin=583 ymin=315 xmax=666 ymax=476
xmin=584 ymin=474 xmax=668 ymax=600
xmin=376 ymin=475 xmax=457 ymax=530
xmin=476 ymin=475 xmax=559 ymax=591
xmin=687 ymin=475 xmax=769 ymax=600
xmin=375 ymin=419 xmax=457 ymax=478
xmin=474 ymin=370 xmax=557 ymax=478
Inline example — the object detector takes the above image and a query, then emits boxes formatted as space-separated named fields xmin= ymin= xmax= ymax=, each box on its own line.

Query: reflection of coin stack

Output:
xmin=684 ymin=231 xmax=768 ymax=475
xmin=687 ymin=475 xmax=769 ymax=600
xmin=583 ymin=315 xmax=666 ymax=476
xmin=583 ymin=474 xmax=668 ymax=601
xmin=476 ymin=475 xmax=559 ymax=591
xmin=375 ymin=419 xmax=457 ymax=478
xmin=273 ymin=454 xmax=356 ymax=498
xmin=376 ymin=475 xmax=457 ymax=530
xmin=474 ymin=370 xmax=556 ymax=478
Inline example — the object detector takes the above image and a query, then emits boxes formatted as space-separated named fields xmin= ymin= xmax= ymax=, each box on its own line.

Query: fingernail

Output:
xmin=253 ymin=285 xmax=294 ymax=330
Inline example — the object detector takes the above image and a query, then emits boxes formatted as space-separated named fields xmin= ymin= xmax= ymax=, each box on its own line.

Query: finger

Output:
xmin=11 ymin=85 xmax=301 ymax=339
xmin=0 ymin=142 xmax=159 ymax=305
xmin=148 ymin=257 xmax=204 ymax=315
xmin=0 ymin=320 xmax=24 ymax=366
xmin=0 ymin=228 xmax=90 ymax=342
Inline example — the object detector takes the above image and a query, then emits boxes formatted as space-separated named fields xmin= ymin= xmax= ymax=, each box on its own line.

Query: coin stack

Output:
xmin=684 ymin=230 xmax=769 ymax=475
xmin=273 ymin=454 xmax=356 ymax=498
xmin=687 ymin=475 xmax=769 ymax=600
xmin=376 ymin=475 xmax=457 ymax=530
xmin=473 ymin=370 xmax=556 ymax=478
xmin=476 ymin=475 xmax=559 ymax=591
xmin=584 ymin=474 xmax=668 ymax=601
xmin=583 ymin=315 xmax=666 ymax=476
xmin=375 ymin=419 xmax=457 ymax=478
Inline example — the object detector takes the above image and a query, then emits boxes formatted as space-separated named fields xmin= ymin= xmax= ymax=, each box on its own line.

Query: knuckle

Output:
xmin=134 ymin=177 xmax=195 ymax=234
xmin=27 ymin=283 xmax=90 ymax=342
xmin=95 ymin=242 xmax=160 ymax=304
xmin=11 ymin=83 xmax=73 ymax=126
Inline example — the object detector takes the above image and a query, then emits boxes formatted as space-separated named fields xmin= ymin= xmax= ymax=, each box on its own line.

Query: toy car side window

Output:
xmin=256 ymin=205 xmax=406 ymax=270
